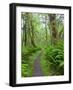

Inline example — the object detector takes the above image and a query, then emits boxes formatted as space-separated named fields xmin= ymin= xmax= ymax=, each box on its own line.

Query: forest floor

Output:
xmin=33 ymin=51 xmax=44 ymax=76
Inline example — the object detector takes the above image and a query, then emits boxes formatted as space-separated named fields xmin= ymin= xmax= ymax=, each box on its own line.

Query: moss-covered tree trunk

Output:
xmin=49 ymin=14 xmax=58 ymax=45
xmin=45 ymin=15 xmax=48 ymax=45
xmin=29 ymin=13 xmax=36 ymax=47
xmin=21 ymin=13 xmax=27 ymax=46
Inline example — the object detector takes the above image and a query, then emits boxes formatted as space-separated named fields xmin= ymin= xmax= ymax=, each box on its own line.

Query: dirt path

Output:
xmin=33 ymin=51 xmax=43 ymax=76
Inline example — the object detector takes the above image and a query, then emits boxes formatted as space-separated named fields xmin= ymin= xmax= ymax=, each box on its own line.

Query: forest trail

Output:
xmin=33 ymin=51 xmax=44 ymax=76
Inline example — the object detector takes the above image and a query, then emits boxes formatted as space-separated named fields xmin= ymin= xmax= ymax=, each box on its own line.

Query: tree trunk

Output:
xmin=49 ymin=14 xmax=58 ymax=45
xmin=45 ymin=15 xmax=48 ymax=45
xmin=29 ymin=13 xmax=36 ymax=47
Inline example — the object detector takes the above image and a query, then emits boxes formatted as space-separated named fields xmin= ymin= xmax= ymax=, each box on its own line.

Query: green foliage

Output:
xmin=21 ymin=46 xmax=41 ymax=77
xmin=44 ymin=41 xmax=64 ymax=75
xmin=22 ymin=46 xmax=41 ymax=63
xmin=21 ymin=64 xmax=32 ymax=77
xmin=21 ymin=13 xmax=64 ymax=77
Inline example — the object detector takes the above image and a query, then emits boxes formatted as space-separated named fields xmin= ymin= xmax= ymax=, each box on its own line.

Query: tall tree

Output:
xmin=21 ymin=13 xmax=27 ymax=46
xmin=49 ymin=14 xmax=58 ymax=45
xmin=45 ymin=15 xmax=48 ymax=44
xmin=30 ymin=13 xmax=36 ymax=47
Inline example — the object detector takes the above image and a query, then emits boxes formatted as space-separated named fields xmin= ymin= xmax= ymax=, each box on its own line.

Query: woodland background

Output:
xmin=21 ymin=13 xmax=64 ymax=77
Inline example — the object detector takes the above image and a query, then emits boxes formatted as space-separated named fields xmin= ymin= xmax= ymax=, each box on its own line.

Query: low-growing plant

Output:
xmin=44 ymin=41 xmax=64 ymax=75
